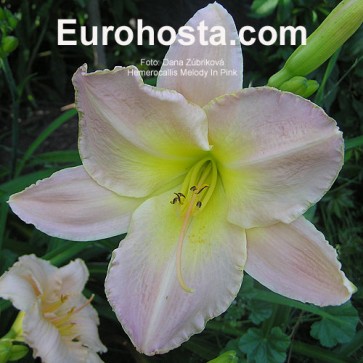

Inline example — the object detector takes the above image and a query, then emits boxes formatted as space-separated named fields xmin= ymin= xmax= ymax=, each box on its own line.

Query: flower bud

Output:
xmin=300 ymin=80 xmax=320 ymax=98
xmin=0 ymin=340 xmax=28 ymax=363
xmin=0 ymin=340 xmax=11 ymax=363
xmin=7 ymin=344 xmax=29 ymax=361
xmin=279 ymin=76 xmax=319 ymax=97
xmin=268 ymin=0 xmax=363 ymax=88
xmin=1 ymin=36 xmax=19 ymax=55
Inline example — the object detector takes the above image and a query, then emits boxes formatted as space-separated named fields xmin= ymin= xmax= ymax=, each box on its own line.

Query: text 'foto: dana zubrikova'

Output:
xmin=8 ymin=2 xmax=356 ymax=356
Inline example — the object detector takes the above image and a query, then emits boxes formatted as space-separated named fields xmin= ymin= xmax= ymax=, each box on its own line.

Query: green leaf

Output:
xmin=238 ymin=275 xmax=256 ymax=299
xmin=8 ymin=344 xmax=28 ymax=361
xmin=276 ymin=0 xmax=293 ymax=23
xmin=15 ymin=109 xmax=77 ymax=176
xmin=124 ymin=0 xmax=138 ymax=16
xmin=345 ymin=135 xmax=363 ymax=150
xmin=0 ymin=340 xmax=12 ymax=363
xmin=0 ymin=249 xmax=17 ymax=274
xmin=0 ymin=202 xmax=9 ymax=250
xmin=222 ymin=339 xmax=247 ymax=362
xmin=292 ymin=341 xmax=355 ymax=363
xmin=314 ymin=49 xmax=341 ymax=106
xmin=310 ymin=302 xmax=359 ymax=348
xmin=0 ymin=299 xmax=11 ymax=313
xmin=251 ymin=289 xmax=345 ymax=320
xmin=184 ymin=337 xmax=218 ymax=360
xmin=0 ymin=168 xmax=59 ymax=202
xmin=246 ymin=301 xmax=273 ymax=324
xmin=27 ymin=150 xmax=81 ymax=167
xmin=251 ymin=0 xmax=279 ymax=17
xmin=239 ymin=327 xmax=290 ymax=363
xmin=303 ymin=204 xmax=317 ymax=222
xmin=223 ymin=299 xmax=245 ymax=322
xmin=207 ymin=351 xmax=239 ymax=363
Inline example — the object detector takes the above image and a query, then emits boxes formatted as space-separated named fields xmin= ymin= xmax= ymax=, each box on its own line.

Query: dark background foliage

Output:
xmin=0 ymin=0 xmax=362 ymax=362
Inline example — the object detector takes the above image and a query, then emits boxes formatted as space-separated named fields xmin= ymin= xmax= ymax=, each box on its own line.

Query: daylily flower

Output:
xmin=9 ymin=2 xmax=355 ymax=356
xmin=0 ymin=255 xmax=106 ymax=362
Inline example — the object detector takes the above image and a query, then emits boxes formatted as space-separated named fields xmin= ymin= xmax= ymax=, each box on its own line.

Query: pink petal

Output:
xmin=73 ymin=65 xmax=210 ymax=198
xmin=23 ymin=304 xmax=89 ymax=363
xmin=157 ymin=3 xmax=242 ymax=106
xmin=205 ymin=87 xmax=343 ymax=228
xmin=0 ymin=255 xmax=56 ymax=311
xmin=71 ymin=303 xmax=107 ymax=355
xmin=105 ymin=183 xmax=246 ymax=355
xmin=245 ymin=217 xmax=356 ymax=306
xmin=57 ymin=259 xmax=89 ymax=296
xmin=9 ymin=166 xmax=143 ymax=241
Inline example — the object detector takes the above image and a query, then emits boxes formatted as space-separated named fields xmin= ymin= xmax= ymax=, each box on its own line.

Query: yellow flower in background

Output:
xmin=8 ymin=2 xmax=355 ymax=356
xmin=0 ymin=255 xmax=106 ymax=363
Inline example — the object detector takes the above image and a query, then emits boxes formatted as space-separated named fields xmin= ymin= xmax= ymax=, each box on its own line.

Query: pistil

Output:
xmin=171 ymin=158 xmax=218 ymax=292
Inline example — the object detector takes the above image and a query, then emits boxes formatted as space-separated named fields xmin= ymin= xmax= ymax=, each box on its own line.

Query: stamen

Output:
xmin=174 ymin=193 xmax=181 ymax=204
xmin=176 ymin=193 xmax=197 ymax=293
xmin=196 ymin=185 xmax=209 ymax=194
xmin=72 ymin=294 xmax=94 ymax=315
xmin=170 ymin=158 xmax=218 ymax=293
xmin=175 ymin=183 xmax=211 ymax=292
xmin=47 ymin=295 xmax=94 ymax=327
xmin=43 ymin=295 xmax=69 ymax=313
xmin=170 ymin=192 xmax=187 ymax=205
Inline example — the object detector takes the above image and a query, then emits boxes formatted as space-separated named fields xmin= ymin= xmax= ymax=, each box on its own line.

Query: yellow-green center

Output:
xmin=170 ymin=158 xmax=218 ymax=293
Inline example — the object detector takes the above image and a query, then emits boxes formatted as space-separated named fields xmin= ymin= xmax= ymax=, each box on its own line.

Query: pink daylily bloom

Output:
xmin=0 ymin=255 xmax=106 ymax=363
xmin=9 ymin=2 xmax=355 ymax=356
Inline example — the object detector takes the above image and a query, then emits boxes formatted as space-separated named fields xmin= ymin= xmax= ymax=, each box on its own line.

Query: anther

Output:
xmin=190 ymin=186 xmax=197 ymax=192
xmin=196 ymin=201 xmax=202 ymax=208
xmin=196 ymin=185 xmax=209 ymax=194
xmin=171 ymin=192 xmax=187 ymax=205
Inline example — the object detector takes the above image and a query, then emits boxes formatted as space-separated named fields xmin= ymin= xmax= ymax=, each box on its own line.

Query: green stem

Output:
xmin=15 ymin=109 xmax=77 ymax=177
xmin=0 ymin=300 xmax=11 ymax=314
xmin=262 ymin=305 xmax=278 ymax=336
xmin=323 ymin=56 xmax=362 ymax=101
xmin=25 ymin=2 xmax=52 ymax=76
xmin=345 ymin=135 xmax=363 ymax=151
xmin=274 ymin=306 xmax=291 ymax=330
xmin=1 ymin=312 xmax=24 ymax=340
xmin=0 ymin=57 xmax=19 ymax=179
xmin=252 ymin=290 xmax=342 ymax=322
xmin=44 ymin=242 xmax=90 ymax=266
xmin=88 ymin=263 xmax=108 ymax=277
xmin=291 ymin=341 xmax=355 ymax=363
xmin=314 ymin=49 xmax=341 ymax=106
xmin=206 ymin=320 xmax=246 ymax=336
xmin=0 ymin=203 xmax=9 ymax=251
